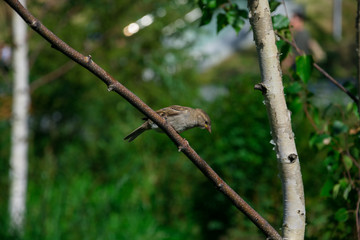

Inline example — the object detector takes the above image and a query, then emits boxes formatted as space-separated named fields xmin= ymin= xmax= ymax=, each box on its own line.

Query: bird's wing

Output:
xmin=160 ymin=105 xmax=189 ymax=116
xmin=142 ymin=105 xmax=189 ymax=120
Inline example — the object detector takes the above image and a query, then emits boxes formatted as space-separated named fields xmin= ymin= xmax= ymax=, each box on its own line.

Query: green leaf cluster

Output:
xmin=272 ymin=14 xmax=289 ymax=30
xmin=198 ymin=0 xmax=248 ymax=33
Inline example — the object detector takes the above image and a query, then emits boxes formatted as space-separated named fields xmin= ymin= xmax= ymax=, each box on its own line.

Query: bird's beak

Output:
xmin=205 ymin=124 xmax=211 ymax=133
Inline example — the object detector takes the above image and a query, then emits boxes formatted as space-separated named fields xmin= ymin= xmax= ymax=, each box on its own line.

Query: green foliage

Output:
xmin=198 ymin=0 xmax=248 ymax=33
xmin=271 ymin=14 xmax=289 ymax=30
xmin=335 ymin=208 xmax=349 ymax=222
xmin=291 ymin=87 xmax=358 ymax=238
xmin=276 ymin=39 xmax=291 ymax=62
xmin=216 ymin=10 xmax=247 ymax=34
xmin=295 ymin=55 xmax=313 ymax=84
xmin=279 ymin=9 xmax=360 ymax=238
xmin=269 ymin=0 xmax=281 ymax=12
xmin=0 ymin=1 xmax=200 ymax=239
xmin=198 ymin=0 xmax=223 ymax=26
xmin=216 ymin=13 xmax=228 ymax=32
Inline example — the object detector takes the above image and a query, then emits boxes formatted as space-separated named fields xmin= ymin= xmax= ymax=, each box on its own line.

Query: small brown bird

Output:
xmin=124 ymin=105 xmax=211 ymax=142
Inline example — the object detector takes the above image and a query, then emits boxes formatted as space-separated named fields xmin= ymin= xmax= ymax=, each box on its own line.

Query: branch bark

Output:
xmin=248 ymin=0 xmax=305 ymax=239
xmin=3 ymin=0 xmax=282 ymax=239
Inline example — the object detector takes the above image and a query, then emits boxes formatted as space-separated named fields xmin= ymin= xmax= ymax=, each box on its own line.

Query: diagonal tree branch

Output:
xmin=3 ymin=0 xmax=282 ymax=239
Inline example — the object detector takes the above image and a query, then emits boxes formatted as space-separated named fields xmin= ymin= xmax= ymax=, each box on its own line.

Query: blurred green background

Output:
xmin=0 ymin=0 xmax=358 ymax=239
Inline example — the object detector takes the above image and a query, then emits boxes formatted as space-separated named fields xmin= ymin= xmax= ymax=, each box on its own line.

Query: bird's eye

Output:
xmin=205 ymin=121 xmax=208 ymax=124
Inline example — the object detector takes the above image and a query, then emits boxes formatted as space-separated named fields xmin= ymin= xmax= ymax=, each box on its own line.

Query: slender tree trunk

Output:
xmin=9 ymin=0 xmax=29 ymax=233
xmin=247 ymin=0 xmax=305 ymax=239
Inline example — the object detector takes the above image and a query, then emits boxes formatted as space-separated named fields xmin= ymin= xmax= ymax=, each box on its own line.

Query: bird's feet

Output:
xmin=178 ymin=139 xmax=189 ymax=152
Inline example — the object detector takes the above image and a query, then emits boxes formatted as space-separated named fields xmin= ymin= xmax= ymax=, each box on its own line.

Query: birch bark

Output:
xmin=9 ymin=0 xmax=29 ymax=233
xmin=247 ymin=0 xmax=306 ymax=239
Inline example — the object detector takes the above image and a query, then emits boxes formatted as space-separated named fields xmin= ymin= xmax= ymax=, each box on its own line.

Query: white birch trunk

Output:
xmin=247 ymin=0 xmax=306 ymax=239
xmin=9 ymin=0 xmax=29 ymax=233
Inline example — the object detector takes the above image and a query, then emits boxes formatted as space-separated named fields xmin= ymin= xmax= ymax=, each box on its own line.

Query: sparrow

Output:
xmin=124 ymin=105 xmax=211 ymax=142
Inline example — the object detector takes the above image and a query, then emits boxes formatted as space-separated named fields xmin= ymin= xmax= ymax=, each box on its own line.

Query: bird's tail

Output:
xmin=124 ymin=124 xmax=147 ymax=142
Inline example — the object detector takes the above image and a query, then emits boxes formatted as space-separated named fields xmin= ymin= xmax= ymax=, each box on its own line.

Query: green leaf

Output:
xmin=343 ymin=184 xmax=351 ymax=200
xmin=324 ymin=153 xmax=339 ymax=172
xmin=332 ymin=183 xmax=340 ymax=198
xmin=309 ymin=133 xmax=331 ymax=149
xmin=276 ymin=39 xmax=291 ymax=62
xmin=272 ymin=14 xmax=289 ymax=30
xmin=226 ymin=7 xmax=237 ymax=25
xmin=207 ymin=0 xmax=217 ymax=9
xmin=200 ymin=8 xmax=214 ymax=26
xmin=288 ymin=96 xmax=302 ymax=114
xmin=311 ymin=106 xmax=320 ymax=126
xmin=285 ymin=82 xmax=302 ymax=94
xmin=276 ymin=39 xmax=286 ymax=50
xmin=320 ymin=179 xmax=334 ymax=197
xmin=335 ymin=208 xmax=349 ymax=222
xmin=296 ymin=55 xmax=313 ymax=83
xmin=217 ymin=13 xmax=228 ymax=33
xmin=343 ymin=155 xmax=353 ymax=171
xmin=198 ymin=0 xmax=220 ymax=26
xmin=269 ymin=0 xmax=281 ymax=12
xmin=224 ymin=6 xmax=247 ymax=33
xmin=238 ymin=9 xmax=248 ymax=19
xmin=231 ymin=18 xmax=245 ymax=33
xmin=331 ymin=120 xmax=349 ymax=135
xmin=350 ymin=147 xmax=359 ymax=159
xmin=199 ymin=0 xmax=217 ymax=9
xmin=339 ymin=178 xmax=349 ymax=188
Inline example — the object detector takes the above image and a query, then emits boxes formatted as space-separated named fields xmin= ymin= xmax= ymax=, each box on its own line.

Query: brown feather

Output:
xmin=142 ymin=105 xmax=187 ymax=120
xmin=123 ymin=122 xmax=151 ymax=142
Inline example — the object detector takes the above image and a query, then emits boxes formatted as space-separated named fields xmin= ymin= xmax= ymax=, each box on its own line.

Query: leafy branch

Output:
xmin=276 ymin=32 xmax=359 ymax=106
xmin=3 ymin=0 xmax=282 ymax=239
xmin=199 ymin=0 xmax=248 ymax=33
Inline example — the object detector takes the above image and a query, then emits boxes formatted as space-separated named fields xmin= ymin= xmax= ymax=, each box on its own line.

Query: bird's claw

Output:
xmin=178 ymin=139 xmax=189 ymax=152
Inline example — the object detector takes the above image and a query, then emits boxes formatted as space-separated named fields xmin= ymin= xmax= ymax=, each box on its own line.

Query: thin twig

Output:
xmin=276 ymin=32 xmax=359 ymax=105
xmin=345 ymin=150 xmax=360 ymax=170
xmin=281 ymin=0 xmax=290 ymax=21
xmin=30 ymin=61 xmax=75 ymax=93
xmin=313 ymin=64 xmax=359 ymax=105
xmin=3 ymin=0 xmax=281 ymax=239
xmin=340 ymin=154 xmax=355 ymax=188
xmin=303 ymin=102 xmax=322 ymax=133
